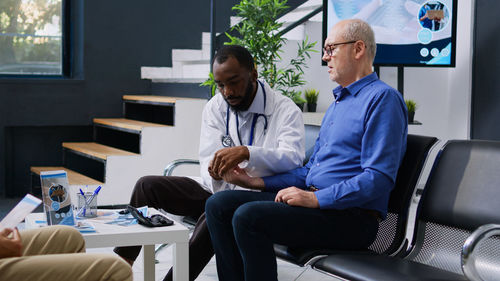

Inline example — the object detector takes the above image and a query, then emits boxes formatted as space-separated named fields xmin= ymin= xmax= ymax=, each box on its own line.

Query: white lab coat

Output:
xmin=198 ymin=79 xmax=305 ymax=193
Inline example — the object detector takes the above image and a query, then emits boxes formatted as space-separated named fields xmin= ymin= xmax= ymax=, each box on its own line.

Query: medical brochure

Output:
xmin=40 ymin=170 xmax=75 ymax=226
xmin=0 ymin=194 xmax=42 ymax=229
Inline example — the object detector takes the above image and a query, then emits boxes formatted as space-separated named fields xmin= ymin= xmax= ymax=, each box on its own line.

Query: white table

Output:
xmin=25 ymin=209 xmax=189 ymax=281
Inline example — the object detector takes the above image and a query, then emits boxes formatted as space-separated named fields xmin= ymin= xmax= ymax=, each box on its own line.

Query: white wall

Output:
xmin=280 ymin=0 xmax=474 ymax=141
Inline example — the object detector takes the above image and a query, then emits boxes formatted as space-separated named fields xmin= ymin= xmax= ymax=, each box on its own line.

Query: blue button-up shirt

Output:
xmin=263 ymin=73 xmax=407 ymax=218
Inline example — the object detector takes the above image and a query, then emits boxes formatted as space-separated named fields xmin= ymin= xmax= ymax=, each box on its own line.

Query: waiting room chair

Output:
xmin=274 ymin=134 xmax=439 ymax=266
xmin=313 ymin=140 xmax=500 ymax=281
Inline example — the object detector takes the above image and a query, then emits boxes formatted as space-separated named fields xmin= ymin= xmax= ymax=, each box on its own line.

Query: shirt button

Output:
xmin=316 ymin=163 xmax=320 ymax=166
xmin=336 ymin=101 xmax=339 ymax=104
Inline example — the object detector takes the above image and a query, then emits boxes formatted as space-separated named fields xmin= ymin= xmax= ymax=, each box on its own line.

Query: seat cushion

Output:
xmin=313 ymin=254 xmax=466 ymax=281
xmin=273 ymin=244 xmax=373 ymax=267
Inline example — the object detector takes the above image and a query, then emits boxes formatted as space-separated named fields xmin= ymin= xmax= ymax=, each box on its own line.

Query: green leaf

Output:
xmin=222 ymin=0 xmax=317 ymax=101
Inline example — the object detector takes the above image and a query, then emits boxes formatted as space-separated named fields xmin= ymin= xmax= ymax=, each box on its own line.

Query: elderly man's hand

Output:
xmin=210 ymin=146 xmax=250 ymax=178
xmin=0 ymin=228 xmax=22 ymax=259
xmin=275 ymin=187 xmax=320 ymax=208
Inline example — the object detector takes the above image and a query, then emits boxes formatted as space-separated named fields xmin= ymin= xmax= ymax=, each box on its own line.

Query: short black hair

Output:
xmin=214 ymin=45 xmax=255 ymax=71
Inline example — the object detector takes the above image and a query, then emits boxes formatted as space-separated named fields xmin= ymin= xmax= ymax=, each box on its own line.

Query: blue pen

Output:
xmin=78 ymin=188 xmax=87 ymax=217
xmin=85 ymin=186 xmax=101 ymax=205
xmin=84 ymin=186 xmax=101 ymax=217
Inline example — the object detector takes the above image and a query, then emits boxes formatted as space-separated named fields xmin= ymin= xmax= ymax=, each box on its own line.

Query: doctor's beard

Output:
xmin=226 ymin=79 xmax=255 ymax=112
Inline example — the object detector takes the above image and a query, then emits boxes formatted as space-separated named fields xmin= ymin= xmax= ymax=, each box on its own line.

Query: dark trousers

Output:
xmin=205 ymin=190 xmax=379 ymax=281
xmin=113 ymin=176 xmax=212 ymax=281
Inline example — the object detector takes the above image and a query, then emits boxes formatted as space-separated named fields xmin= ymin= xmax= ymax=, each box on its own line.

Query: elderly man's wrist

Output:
xmin=250 ymin=177 xmax=265 ymax=190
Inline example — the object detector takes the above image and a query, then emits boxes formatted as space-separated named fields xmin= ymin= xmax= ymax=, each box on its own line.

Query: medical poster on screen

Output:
xmin=326 ymin=0 xmax=456 ymax=66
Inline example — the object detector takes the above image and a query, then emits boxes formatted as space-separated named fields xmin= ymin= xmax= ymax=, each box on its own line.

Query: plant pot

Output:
xmin=307 ymin=103 xmax=317 ymax=112
xmin=408 ymin=111 xmax=415 ymax=123
xmin=295 ymin=103 xmax=304 ymax=112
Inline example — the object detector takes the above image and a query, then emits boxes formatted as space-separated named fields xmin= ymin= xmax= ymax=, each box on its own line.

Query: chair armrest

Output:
xmin=461 ymin=223 xmax=500 ymax=281
xmin=163 ymin=159 xmax=200 ymax=176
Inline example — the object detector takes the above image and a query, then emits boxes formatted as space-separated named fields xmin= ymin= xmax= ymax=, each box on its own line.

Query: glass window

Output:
xmin=0 ymin=0 xmax=64 ymax=76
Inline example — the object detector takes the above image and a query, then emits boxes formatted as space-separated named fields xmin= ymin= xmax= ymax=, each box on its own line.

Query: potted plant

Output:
xmin=304 ymin=88 xmax=319 ymax=112
xmin=405 ymin=99 xmax=418 ymax=123
xmin=291 ymin=91 xmax=306 ymax=111
xmin=202 ymin=0 xmax=317 ymax=99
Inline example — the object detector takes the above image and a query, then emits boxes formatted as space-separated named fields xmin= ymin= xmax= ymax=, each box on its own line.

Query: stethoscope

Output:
xmin=221 ymin=81 xmax=268 ymax=147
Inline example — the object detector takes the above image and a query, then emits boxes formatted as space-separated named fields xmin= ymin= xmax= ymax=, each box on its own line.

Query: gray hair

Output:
xmin=341 ymin=19 xmax=376 ymax=61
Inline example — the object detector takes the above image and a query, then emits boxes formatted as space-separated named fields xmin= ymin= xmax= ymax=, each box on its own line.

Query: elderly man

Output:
xmin=205 ymin=19 xmax=408 ymax=281
xmin=114 ymin=45 xmax=305 ymax=281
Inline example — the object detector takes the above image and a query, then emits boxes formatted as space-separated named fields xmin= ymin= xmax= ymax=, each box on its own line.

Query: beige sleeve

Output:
xmin=0 ymin=226 xmax=132 ymax=281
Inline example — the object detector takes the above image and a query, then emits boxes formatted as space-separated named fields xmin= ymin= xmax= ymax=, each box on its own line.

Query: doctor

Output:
xmin=114 ymin=45 xmax=305 ymax=281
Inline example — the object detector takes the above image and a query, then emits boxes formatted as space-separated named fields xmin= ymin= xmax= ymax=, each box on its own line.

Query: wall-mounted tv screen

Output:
xmin=323 ymin=0 xmax=457 ymax=67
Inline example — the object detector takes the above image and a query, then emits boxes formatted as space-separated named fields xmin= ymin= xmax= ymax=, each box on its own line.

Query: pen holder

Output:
xmin=77 ymin=192 xmax=98 ymax=218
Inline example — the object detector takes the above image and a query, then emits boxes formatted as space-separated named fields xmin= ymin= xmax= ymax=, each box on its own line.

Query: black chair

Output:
xmin=303 ymin=124 xmax=321 ymax=163
xmin=273 ymin=134 xmax=439 ymax=266
xmin=313 ymin=140 xmax=500 ymax=281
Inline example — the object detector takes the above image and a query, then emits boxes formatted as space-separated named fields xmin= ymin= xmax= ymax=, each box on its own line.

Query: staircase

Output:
xmin=30 ymin=0 xmax=322 ymax=207
xmin=31 ymin=96 xmax=206 ymax=206
xmin=141 ymin=0 xmax=322 ymax=83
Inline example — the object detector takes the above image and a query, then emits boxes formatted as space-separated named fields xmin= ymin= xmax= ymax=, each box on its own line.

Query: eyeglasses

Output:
xmin=322 ymin=41 xmax=357 ymax=56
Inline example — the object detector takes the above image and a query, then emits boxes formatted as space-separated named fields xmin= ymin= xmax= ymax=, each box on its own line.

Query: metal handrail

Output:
xmin=163 ymin=159 xmax=200 ymax=176
xmin=461 ymin=223 xmax=500 ymax=281
xmin=278 ymin=6 xmax=322 ymax=37
xmin=209 ymin=0 xmax=322 ymax=60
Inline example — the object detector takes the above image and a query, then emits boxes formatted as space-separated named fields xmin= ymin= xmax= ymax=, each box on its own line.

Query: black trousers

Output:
xmin=113 ymin=176 xmax=212 ymax=281
xmin=205 ymin=190 xmax=380 ymax=281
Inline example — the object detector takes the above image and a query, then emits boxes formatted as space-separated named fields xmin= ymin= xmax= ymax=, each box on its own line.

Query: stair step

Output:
xmin=93 ymin=118 xmax=169 ymax=133
xmin=62 ymin=142 xmax=138 ymax=161
xmin=172 ymin=49 xmax=203 ymax=61
xmin=141 ymin=67 xmax=172 ymax=80
xmin=150 ymin=78 xmax=207 ymax=84
xmin=123 ymin=95 xmax=182 ymax=105
xmin=30 ymin=166 xmax=104 ymax=186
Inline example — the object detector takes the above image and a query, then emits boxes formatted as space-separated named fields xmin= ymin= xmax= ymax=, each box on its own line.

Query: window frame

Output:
xmin=0 ymin=0 xmax=72 ymax=79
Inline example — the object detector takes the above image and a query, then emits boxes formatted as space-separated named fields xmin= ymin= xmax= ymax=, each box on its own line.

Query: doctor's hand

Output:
xmin=210 ymin=146 xmax=250 ymax=178
xmin=275 ymin=187 xmax=319 ymax=208
xmin=208 ymin=159 xmax=223 ymax=180
xmin=0 ymin=227 xmax=22 ymax=259
xmin=222 ymin=167 xmax=265 ymax=191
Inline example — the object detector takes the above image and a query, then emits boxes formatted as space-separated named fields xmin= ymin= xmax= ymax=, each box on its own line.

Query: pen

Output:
xmin=77 ymin=186 xmax=101 ymax=217
xmin=79 ymin=188 xmax=87 ymax=217
xmin=85 ymin=186 xmax=101 ymax=205
xmin=82 ymin=186 xmax=101 ymax=217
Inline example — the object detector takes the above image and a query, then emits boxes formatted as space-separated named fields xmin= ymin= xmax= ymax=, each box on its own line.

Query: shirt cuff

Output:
xmin=262 ymin=176 xmax=282 ymax=192
xmin=314 ymin=188 xmax=333 ymax=209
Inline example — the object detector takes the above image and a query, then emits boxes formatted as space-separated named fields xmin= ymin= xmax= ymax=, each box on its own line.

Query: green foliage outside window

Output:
xmin=0 ymin=0 xmax=62 ymax=75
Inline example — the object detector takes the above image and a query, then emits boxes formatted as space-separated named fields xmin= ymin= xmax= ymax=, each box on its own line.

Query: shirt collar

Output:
xmin=245 ymin=81 xmax=265 ymax=115
xmin=332 ymin=72 xmax=379 ymax=100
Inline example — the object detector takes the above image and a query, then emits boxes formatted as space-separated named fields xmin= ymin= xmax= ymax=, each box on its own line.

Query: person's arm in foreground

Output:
xmin=0 ymin=227 xmax=22 ymax=259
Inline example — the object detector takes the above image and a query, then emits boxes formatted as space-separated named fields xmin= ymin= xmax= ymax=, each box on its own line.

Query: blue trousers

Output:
xmin=205 ymin=190 xmax=379 ymax=281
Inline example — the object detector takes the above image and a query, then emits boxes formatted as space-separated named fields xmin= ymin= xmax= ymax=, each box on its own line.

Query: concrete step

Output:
xmin=30 ymin=166 xmax=104 ymax=186
xmin=123 ymin=95 xmax=179 ymax=105
xmin=30 ymin=166 xmax=104 ymax=201
xmin=93 ymin=118 xmax=168 ymax=133
xmin=62 ymin=142 xmax=138 ymax=161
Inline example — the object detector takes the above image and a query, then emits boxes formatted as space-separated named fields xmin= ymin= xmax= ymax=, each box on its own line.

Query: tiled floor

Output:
xmin=87 ymin=245 xmax=338 ymax=281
